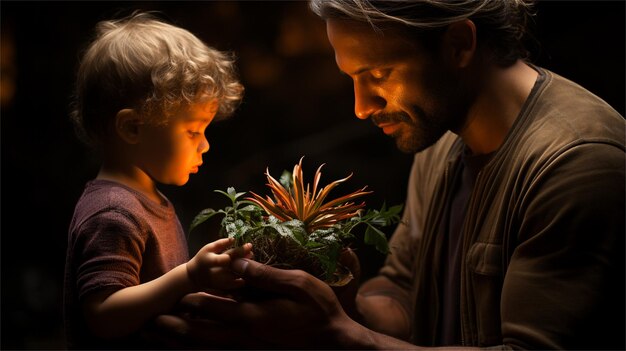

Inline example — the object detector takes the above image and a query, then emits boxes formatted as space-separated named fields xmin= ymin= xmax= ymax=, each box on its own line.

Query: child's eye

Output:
xmin=188 ymin=131 xmax=202 ymax=137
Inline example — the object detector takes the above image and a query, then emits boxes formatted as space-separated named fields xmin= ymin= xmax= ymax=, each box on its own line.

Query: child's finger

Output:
xmin=224 ymin=243 xmax=252 ymax=259
xmin=203 ymin=237 xmax=234 ymax=253
xmin=206 ymin=252 xmax=232 ymax=266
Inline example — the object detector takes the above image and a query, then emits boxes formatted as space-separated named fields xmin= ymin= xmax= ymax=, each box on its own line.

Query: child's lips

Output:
xmin=191 ymin=163 xmax=202 ymax=173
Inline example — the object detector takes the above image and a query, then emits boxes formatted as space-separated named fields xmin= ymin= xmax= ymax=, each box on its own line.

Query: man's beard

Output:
xmin=371 ymin=105 xmax=451 ymax=154
xmin=372 ymin=67 xmax=473 ymax=154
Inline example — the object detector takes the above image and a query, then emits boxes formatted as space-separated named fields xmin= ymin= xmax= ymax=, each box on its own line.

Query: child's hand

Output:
xmin=186 ymin=238 xmax=253 ymax=291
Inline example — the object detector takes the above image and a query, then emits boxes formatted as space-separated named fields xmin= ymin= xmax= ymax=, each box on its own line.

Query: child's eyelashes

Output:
xmin=187 ymin=131 xmax=202 ymax=138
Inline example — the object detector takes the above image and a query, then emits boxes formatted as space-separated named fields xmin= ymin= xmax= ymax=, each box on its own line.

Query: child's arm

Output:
xmin=82 ymin=237 xmax=251 ymax=340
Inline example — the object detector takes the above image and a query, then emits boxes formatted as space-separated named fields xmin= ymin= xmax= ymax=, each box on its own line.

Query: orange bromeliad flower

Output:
xmin=247 ymin=158 xmax=371 ymax=232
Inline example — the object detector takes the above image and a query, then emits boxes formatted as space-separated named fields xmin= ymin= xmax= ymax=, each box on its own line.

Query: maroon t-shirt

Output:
xmin=63 ymin=179 xmax=189 ymax=349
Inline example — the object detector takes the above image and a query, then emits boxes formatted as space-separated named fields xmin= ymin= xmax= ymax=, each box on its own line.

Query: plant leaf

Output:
xmin=281 ymin=219 xmax=308 ymax=245
xmin=189 ymin=208 xmax=220 ymax=233
xmin=192 ymin=163 xmax=403 ymax=285
xmin=279 ymin=170 xmax=292 ymax=191
xmin=364 ymin=224 xmax=390 ymax=254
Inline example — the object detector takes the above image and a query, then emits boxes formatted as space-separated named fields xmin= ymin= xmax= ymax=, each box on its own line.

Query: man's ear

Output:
xmin=115 ymin=109 xmax=142 ymax=144
xmin=441 ymin=19 xmax=476 ymax=68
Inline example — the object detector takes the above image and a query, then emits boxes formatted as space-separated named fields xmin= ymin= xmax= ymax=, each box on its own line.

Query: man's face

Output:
xmin=326 ymin=18 xmax=471 ymax=153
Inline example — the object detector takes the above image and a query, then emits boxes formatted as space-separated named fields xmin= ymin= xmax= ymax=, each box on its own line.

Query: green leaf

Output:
xmin=279 ymin=170 xmax=293 ymax=191
xmin=281 ymin=219 xmax=307 ymax=245
xmin=215 ymin=188 xmax=246 ymax=203
xmin=364 ymin=224 xmax=390 ymax=254
xmin=214 ymin=189 xmax=233 ymax=201
xmin=236 ymin=204 xmax=263 ymax=222
xmin=305 ymin=241 xmax=325 ymax=249
xmin=236 ymin=225 xmax=265 ymax=244
xmin=383 ymin=204 xmax=403 ymax=225
xmin=189 ymin=208 xmax=220 ymax=233
xmin=268 ymin=223 xmax=295 ymax=239
xmin=359 ymin=203 xmax=402 ymax=226
xmin=309 ymin=240 xmax=341 ymax=278
xmin=388 ymin=204 xmax=403 ymax=214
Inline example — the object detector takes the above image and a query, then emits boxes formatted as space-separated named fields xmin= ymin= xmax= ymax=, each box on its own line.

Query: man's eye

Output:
xmin=371 ymin=69 xmax=389 ymax=80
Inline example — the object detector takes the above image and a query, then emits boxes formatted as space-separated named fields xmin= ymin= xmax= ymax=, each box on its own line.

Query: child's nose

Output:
xmin=199 ymin=136 xmax=210 ymax=153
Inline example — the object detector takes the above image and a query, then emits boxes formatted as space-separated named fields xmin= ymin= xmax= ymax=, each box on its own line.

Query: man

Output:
xmin=154 ymin=1 xmax=625 ymax=349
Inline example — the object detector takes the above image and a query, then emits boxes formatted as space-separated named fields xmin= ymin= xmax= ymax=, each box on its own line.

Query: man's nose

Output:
xmin=354 ymin=83 xmax=385 ymax=120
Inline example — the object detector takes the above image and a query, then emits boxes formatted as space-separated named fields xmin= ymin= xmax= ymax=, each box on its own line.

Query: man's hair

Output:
xmin=70 ymin=12 xmax=244 ymax=148
xmin=310 ymin=0 xmax=535 ymax=67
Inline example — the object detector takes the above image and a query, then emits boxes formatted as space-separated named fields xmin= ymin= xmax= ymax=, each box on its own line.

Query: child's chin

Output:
xmin=170 ymin=177 xmax=189 ymax=186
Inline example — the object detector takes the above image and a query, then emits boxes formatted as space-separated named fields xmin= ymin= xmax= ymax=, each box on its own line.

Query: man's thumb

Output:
xmin=231 ymin=258 xmax=250 ymax=275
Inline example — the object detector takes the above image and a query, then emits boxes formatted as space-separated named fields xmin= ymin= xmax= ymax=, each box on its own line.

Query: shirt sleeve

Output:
xmin=72 ymin=208 xmax=147 ymax=301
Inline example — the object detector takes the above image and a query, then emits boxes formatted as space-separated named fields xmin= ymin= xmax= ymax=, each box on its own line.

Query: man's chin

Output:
xmin=395 ymin=141 xmax=421 ymax=154
xmin=394 ymin=132 xmax=445 ymax=154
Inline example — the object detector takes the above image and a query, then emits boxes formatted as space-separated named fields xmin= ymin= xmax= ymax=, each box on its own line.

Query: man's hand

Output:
xmin=152 ymin=258 xmax=358 ymax=348
xmin=332 ymin=248 xmax=361 ymax=318
xmin=149 ymin=257 xmax=424 ymax=350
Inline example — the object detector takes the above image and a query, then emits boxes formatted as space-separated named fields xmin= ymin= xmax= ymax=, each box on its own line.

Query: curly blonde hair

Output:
xmin=70 ymin=12 xmax=244 ymax=148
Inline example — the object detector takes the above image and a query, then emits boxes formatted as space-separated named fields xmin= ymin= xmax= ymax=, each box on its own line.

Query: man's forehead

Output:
xmin=326 ymin=18 xmax=384 ymax=47
xmin=326 ymin=18 xmax=420 ymax=70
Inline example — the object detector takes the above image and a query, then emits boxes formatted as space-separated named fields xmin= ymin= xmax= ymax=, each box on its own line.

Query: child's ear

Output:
xmin=441 ymin=19 xmax=476 ymax=69
xmin=115 ymin=109 xmax=142 ymax=144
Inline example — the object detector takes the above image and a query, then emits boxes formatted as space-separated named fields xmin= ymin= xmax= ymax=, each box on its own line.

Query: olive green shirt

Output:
xmin=364 ymin=67 xmax=625 ymax=349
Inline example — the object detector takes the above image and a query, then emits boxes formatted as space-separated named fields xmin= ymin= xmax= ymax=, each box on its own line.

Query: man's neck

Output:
xmin=459 ymin=60 xmax=538 ymax=155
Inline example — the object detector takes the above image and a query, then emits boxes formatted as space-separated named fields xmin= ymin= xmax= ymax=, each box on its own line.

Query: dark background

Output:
xmin=1 ymin=1 xmax=624 ymax=349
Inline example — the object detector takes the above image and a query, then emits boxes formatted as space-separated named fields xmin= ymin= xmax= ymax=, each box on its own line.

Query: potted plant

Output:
xmin=190 ymin=158 xmax=401 ymax=286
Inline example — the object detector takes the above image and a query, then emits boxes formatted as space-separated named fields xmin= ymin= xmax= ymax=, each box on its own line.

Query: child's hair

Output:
xmin=70 ymin=11 xmax=244 ymax=148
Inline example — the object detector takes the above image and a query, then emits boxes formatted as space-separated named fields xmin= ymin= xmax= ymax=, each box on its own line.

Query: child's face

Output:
xmin=138 ymin=99 xmax=218 ymax=186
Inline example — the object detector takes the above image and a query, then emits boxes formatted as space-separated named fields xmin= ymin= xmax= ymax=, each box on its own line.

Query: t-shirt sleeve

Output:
xmin=72 ymin=208 xmax=147 ymax=301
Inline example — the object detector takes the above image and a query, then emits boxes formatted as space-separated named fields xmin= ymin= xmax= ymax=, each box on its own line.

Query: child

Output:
xmin=63 ymin=12 xmax=247 ymax=349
